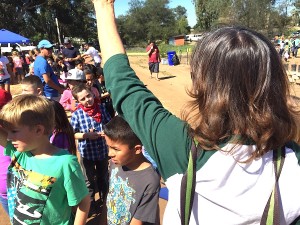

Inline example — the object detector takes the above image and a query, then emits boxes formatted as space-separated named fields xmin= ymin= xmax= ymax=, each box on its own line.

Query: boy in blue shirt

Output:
xmin=71 ymin=83 xmax=111 ymax=212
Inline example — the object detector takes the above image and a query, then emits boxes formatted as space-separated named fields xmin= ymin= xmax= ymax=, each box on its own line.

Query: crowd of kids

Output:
xmin=0 ymin=33 xmax=161 ymax=224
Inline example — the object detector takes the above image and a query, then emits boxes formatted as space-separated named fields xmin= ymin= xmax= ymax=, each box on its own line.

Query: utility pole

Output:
xmin=55 ymin=18 xmax=62 ymax=50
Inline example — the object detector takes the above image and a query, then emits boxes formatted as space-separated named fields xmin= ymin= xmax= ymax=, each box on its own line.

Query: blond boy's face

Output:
xmin=21 ymin=84 xmax=42 ymax=96
xmin=7 ymin=125 xmax=40 ymax=153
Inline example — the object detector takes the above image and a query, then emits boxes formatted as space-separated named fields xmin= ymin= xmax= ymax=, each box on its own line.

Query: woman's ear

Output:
xmin=134 ymin=145 xmax=143 ymax=155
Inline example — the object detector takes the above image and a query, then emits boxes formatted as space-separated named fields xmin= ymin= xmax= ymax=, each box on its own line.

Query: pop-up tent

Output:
xmin=0 ymin=29 xmax=30 ymax=44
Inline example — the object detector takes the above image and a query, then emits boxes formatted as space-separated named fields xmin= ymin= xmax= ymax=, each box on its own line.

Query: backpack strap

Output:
xmin=260 ymin=146 xmax=286 ymax=225
xmin=180 ymin=139 xmax=198 ymax=225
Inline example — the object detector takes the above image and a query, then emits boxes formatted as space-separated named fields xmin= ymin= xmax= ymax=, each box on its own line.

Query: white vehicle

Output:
xmin=0 ymin=43 xmax=36 ymax=53
xmin=185 ymin=34 xmax=202 ymax=42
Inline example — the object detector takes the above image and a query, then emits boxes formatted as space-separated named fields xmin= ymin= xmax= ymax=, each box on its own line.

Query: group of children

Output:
xmin=0 ymin=52 xmax=161 ymax=224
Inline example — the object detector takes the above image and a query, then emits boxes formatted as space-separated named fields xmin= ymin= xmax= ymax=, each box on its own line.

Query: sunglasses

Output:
xmin=44 ymin=47 xmax=53 ymax=51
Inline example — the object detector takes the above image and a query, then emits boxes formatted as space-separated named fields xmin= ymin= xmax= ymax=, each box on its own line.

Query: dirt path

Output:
xmin=129 ymin=55 xmax=193 ymax=117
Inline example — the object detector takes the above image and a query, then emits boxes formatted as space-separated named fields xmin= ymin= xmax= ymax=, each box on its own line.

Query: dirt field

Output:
xmin=1 ymin=54 xmax=300 ymax=225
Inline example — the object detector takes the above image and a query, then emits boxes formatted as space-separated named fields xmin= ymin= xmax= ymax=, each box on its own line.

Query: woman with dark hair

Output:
xmin=92 ymin=0 xmax=300 ymax=224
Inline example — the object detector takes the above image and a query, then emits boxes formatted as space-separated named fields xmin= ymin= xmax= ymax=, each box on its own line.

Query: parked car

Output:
xmin=185 ymin=34 xmax=202 ymax=42
xmin=0 ymin=43 xmax=36 ymax=53
xmin=191 ymin=34 xmax=202 ymax=41
xmin=185 ymin=34 xmax=192 ymax=42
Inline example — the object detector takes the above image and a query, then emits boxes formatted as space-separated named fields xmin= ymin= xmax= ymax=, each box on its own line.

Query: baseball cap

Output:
xmin=65 ymin=69 xmax=85 ymax=81
xmin=64 ymin=38 xmax=71 ymax=44
xmin=0 ymin=89 xmax=12 ymax=109
xmin=37 ymin=40 xmax=53 ymax=49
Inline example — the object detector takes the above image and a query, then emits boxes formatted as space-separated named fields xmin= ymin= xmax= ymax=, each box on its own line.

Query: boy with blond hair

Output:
xmin=0 ymin=95 xmax=90 ymax=225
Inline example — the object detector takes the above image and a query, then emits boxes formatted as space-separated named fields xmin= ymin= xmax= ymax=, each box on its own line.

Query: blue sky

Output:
xmin=114 ymin=0 xmax=197 ymax=27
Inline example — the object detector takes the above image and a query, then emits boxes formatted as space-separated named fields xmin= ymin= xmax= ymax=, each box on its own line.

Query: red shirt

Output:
xmin=146 ymin=45 xmax=160 ymax=63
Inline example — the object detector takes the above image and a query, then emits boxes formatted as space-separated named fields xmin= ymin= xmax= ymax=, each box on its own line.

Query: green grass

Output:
xmin=126 ymin=43 xmax=195 ymax=57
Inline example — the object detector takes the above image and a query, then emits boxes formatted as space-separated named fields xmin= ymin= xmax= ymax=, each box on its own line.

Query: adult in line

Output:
xmin=34 ymin=40 xmax=65 ymax=101
xmin=93 ymin=0 xmax=300 ymax=224
xmin=0 ymin=49 xmax=13 ymax=93
xmin=81 ymin=42 xmax=102 ymax=68
xmin=62 ymin=38 xmax=81 ymax=70
xmin=146 ymin=41 xmax=161 ymax=80
xmin=294 ymin=36 xmax=300 ymax=58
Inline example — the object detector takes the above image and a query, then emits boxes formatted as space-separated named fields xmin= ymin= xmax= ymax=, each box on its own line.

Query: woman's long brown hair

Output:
xmin=182 ymin=27 xmax=300 ymax=162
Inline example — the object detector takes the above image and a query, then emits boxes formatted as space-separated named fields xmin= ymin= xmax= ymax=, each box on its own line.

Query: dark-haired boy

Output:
xmin=103 ymin=115 xmax=160 ymax=225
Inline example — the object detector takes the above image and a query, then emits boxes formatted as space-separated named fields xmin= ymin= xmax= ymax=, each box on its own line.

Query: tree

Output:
xmin=120 ymin=0 xmax=178 ymax=45
xmin=0 ymin=0 xmax=95 ymax=45
xmin=192 ymin=0 xmax=289 ymax=35
xmin=292 ymin=0 xmax=300 ymax=25
xmin=192 ymin=0 xmax=223 ymax=30
xmin=173 ymin=6 xmax=190 ymax=34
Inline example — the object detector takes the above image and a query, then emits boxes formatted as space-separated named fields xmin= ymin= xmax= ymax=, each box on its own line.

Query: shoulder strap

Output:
xmin=261 ymin=146 xmax=286 ymax=225
xmin=180 ymin=139 xmax=198 ymax=225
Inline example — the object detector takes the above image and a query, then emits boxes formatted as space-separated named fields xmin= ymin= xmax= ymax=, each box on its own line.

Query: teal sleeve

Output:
xmin=64 ymin=156 xmax=89 ymax=206
xmin=104 ymin=54 xmax=191 ymax=180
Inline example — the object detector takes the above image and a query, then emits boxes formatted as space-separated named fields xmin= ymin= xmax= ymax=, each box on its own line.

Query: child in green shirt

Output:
xmin=0 ymin=95 xmax=90 ymax=225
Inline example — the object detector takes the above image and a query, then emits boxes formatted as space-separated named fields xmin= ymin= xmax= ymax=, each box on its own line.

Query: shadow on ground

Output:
xmin=159 ymin=75 xmax=176 ymax=80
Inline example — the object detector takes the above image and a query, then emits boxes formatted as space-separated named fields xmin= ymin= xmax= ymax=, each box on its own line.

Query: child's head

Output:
xmin=104 ymin=115 xmax=143 ymax=166
xmin=47 ymin=58 xmax=54 ymax=66
xmin=94 ymin=67 xmax=104 ymax=83
xmin=186 ymin=26 xmax=297 ymax=159
xmin=48 ymin=99 xmax=76 ymax=155
xmin=75 ymin=59 xmax=83 ymax=70
xmin=0 ymin=95 xmax=55 ymax=136
xmin=21 ymin=76 xmax=43 ymax=96
xmin=56 ymin=56 xmax=64 ymax=64
xmin=65 ymin=69 xmax=85 ymax=89
xmin=83 ymin=69 xmax=95 ymax=87
xmin=72 ymin=83 xmax=94 ymax=107
xmin=12 ymin=51 xmax=18 ymax=57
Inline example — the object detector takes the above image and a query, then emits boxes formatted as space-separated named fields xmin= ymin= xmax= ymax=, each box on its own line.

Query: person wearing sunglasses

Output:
xmin=34 ymin=40 xmax=65 ymax=101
